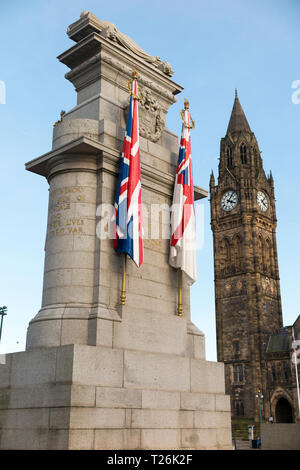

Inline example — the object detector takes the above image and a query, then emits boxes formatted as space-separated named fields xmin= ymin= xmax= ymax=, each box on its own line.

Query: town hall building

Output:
xmin=210 ymin=91 xmax=300 ymax=427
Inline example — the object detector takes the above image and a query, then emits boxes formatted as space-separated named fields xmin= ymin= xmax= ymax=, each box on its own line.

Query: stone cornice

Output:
xmin=66 ymin=11 xmax=174 ymax=77
xmin=25 ymin=136 xmax=207 ymax=200
xmin=58 ymin=33 xmax=183 ymax=103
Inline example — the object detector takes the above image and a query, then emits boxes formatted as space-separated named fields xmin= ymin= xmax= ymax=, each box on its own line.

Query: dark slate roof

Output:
xmin=226 ymin=90 xmax=252 ymax=135
xmin=266 ymin=332 xmax=290 ymax=354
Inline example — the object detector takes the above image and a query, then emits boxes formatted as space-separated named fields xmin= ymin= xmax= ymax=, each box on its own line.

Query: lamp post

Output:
xmin=232 ymin=387 xmax=241 ymax=450
xmin=256 ymin=389 xmax=264 ymax=446
xmin=256 ymin=389 xmax=263 ymax=424
xmin=0 ymin=306 xmax=7 ymax=343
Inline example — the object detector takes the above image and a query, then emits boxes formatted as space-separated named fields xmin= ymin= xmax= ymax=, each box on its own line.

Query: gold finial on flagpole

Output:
xmin=180 ymin=98 xmax=195 ymax=129
xmin=177 ymin=269 xmax=183 ymax=316
xmin=120 ymin=253 xmax=127 ymax=305
xmin=127 ymin=70 xmax=143 ymax=100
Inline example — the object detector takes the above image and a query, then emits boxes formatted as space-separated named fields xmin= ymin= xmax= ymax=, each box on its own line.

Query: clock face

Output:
xmin=221 ymin=190 xmax=238 ymax=211
xmin=257 ymin=191 xmax=268 ymax=211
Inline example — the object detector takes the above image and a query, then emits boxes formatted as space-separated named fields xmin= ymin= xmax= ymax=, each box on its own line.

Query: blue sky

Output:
xmin=0 ymin=0 xmax=299 ymax=360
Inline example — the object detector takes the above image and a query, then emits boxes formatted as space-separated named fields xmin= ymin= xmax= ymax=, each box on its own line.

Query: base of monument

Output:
xmin=0 ymin=344 xmax=232 ymax=450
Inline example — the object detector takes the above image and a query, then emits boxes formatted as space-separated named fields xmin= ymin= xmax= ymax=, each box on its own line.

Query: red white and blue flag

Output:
xmin=169 ymin=104 xmax=197 ymax=284
xmin=292 ymin=332 xmax=297 ymax=354
xmin=113 ymin=77 xmax=143 ymax=267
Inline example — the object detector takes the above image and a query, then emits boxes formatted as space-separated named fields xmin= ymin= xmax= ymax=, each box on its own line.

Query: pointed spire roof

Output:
xmin=226 ymin=89 xmax=252 ymax=135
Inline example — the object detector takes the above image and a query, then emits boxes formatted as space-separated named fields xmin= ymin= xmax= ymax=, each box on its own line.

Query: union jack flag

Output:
xmin=292 ymin=332 xmax=297 ymax=354
xmin=169 ymin=101 xmax=197 ymax=284
xmin=113 ymin=76 xmax=143 ymax=267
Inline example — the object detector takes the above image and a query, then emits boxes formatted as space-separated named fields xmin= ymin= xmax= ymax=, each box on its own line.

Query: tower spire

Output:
xmin=226 ymin=90 xmax=251 ymax=135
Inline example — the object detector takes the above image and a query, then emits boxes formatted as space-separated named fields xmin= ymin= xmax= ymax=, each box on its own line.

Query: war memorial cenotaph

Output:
xmin=0 ymin=12 xmax=232 ymax=450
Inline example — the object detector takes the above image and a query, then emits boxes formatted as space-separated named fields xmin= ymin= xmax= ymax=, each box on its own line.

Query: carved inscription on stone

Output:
xmin=48 ymin=186 xmax=87 ymax=238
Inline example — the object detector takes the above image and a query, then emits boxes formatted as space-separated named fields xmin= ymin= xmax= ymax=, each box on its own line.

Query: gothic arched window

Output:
xmin=236 ymin=402 xmax=245 ymax=416
xmin=264 ymin=239 xmax=271 ymax=274
xmin=272 ymin=364 xmax=277 ymax=382
xmin=232 ymin=234 xmax=243 ymax=272
xmin=283 ymin=362 xmax=290 ymax=381
xmin=233 ymin=364 xmax=244 ymax=382
xmin=224 ymin=238 xmax=231 ymax=274
xmin=238 ymin=364 xmax=244 ymax=381
xmin=226 ymin=147 xmax=233 ymax=168
xmin=240 ymin=144 xmax=247 ymax=164
xmin=264 ymin=239 xmax=270 ymax=273
xmin=233 ymin=365 xmax=238 ymax=383
xmin=257 ymin=236 xmax=263 ymax=271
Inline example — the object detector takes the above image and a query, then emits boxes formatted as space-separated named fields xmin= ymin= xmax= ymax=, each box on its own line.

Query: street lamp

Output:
xmin=0 ymin=306 xmax=7 ymax=343
xmin=255 ymin=389 xmax=264 ymax=448
xmin=232 ymin=387 xmax=241 ymax=450
xmin=256 ymin=389 xmax=264 ymax=425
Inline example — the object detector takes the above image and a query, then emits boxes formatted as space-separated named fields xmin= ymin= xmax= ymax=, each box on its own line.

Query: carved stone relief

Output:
xmin=123 ymin=87 xmax=165 ymax=143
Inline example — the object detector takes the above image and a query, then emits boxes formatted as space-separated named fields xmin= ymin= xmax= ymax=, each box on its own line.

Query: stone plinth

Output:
xmin=0 ymin=12 xmax=231 ymax=450
xmin=0 ymin=345 xmax=232 ymax=450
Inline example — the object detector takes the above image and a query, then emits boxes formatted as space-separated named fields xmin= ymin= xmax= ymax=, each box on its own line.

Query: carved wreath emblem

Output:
xmin=124 ymin=88 xmax=165 ymax=143
xmin=139 ymin=89 xmax=164 ymax=142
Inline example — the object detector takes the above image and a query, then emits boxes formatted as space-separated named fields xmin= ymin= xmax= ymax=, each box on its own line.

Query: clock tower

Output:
xmin=210 ymin=91 xmax=283 ymax=423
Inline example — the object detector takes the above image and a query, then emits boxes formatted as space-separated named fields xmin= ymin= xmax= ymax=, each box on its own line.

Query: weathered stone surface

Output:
xmin=0 ymin=342 xmax=232 ymax=449
xmin=55 ymin=345 xmax=74 ymax=383
xmin=71 ymin=345 xmax=124 ymax=387
xmin=96 ymin=387 xmax=142 ymax=409
xmin=180 ymin=392 xmax=215 ymax=411
xmin=181 ymin=429 xmax=218 ymax=450
xmin=95 ymin=429 xmax=141 ymax=450
xmin=69 ymin=407 xmax=126 ymax=429
xmin=0 ymin=408 xmax=50 ymax=429
xmin=141 ymin=429 xmax=181 ymax=450
xmin=215 ymin=393 xmax=231 ymax=412
xmin=113 ymin=309 xmax=187 ymax=355
xmin=142 ymin=390 xmax=180 ymax=410
xmin=194 ymin=410 xmax=231 ymax=429
xmin=216 ymin=428 xmax=233 ymax=450
xmin=131 ymin=409 xmax=194 ymax=429
xmin=10 ymin=349 xmax=57 ymax=387
xmin=0 ymin=355 xmax=12 ymax=388
xmin=124 ymin=350 xmax=190 ymax=391
xmin=49 ymin=407 xmax=70 ymax=429
xmin=71 ymin=385 xmax=96 ymax=407
xmin=1 ymin=385 xmax=70 ymax=409
xmin=191 ymin=360 xmax=225 ymax=394
xmin=0 ymin=429 xmax=69 ymax=450
xmin=69 ymin=430 xmax=95 ymax=450
xmin=88 ymin=318 xmax=114 ymax=347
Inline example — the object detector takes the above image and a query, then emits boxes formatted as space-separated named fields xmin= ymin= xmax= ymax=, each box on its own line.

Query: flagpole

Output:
xmin=177 ymin=269 xmax=183 ymax=316
xmin=292 ymin=327 xmax=300 ymax=419
xmin=120 ymin=253 xmax=127 ymax=305
xmin=173 ymin=98 xmax=195 ymax=317
xmin=117 ymin=70 xmax=141 ymax=307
